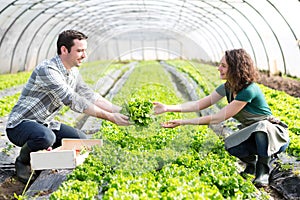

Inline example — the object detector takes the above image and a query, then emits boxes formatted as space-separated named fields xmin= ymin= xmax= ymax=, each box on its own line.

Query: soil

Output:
xmin=0 ymin=72 xmax=299 ymax=200
xmin=0 ymin=176 xmax=25 ymax=200
xmin=258 ymin=73 xmax=300 ymax=98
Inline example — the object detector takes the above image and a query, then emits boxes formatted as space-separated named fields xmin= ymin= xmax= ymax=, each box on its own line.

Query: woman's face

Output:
xmin=218 ymin=56 xmax=228 ymax=80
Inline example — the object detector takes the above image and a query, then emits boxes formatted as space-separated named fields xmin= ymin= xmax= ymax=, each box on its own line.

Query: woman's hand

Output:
xmin=161 ymin=120 xmax=181 ymax=128
xmin=153 ymin=102 xmax=167 ymax=114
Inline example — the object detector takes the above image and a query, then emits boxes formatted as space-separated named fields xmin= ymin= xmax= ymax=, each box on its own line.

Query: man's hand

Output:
xmin=111 ymin=113 xmax=131 ymax=126
xmin=46 ymin=147 xmax=53 ymax=151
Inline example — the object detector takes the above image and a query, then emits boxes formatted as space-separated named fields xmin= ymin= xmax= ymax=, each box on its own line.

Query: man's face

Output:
xmin=63 ymin=39 xmax=87 ymax=69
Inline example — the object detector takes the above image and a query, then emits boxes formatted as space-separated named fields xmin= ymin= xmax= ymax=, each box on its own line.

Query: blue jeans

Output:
xmin=227 ymin=131 xmax=288 ymax=158
xmin=6 ymin=120 xmax=87 ymax=151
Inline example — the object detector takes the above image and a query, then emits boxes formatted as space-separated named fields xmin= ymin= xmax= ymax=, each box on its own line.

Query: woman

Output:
xmin=153 ymin=49 xmax=289 ymax=187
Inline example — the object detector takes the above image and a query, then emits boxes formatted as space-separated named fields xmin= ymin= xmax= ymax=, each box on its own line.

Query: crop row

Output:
xmin=0 ymin=71 xmax=31 ymax=118
xmin=50 ymin=61 xmax=262 ymax=199
xmin=1 ymin=60 xmax=296 ymax=199
xmin=0 ymin=71 xmax=31 ymax=91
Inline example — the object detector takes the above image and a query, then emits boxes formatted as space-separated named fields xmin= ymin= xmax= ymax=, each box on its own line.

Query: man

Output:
xmin=6 ymin=30 xmax=130 ymax=183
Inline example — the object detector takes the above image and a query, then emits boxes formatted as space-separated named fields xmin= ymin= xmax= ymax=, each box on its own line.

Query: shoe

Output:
xmin=253 ymin=156 xmax=271 ymax=187
xmin=240 ymin=155 xmax=257 ymax=176
xmin=15 ymin=143 xmax=36 ymax=183
xmin=15 ymin=157 xmax=36 ymax=184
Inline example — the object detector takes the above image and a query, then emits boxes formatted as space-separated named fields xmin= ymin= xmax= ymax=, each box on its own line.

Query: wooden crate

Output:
xmin=30 ymin=139 xmax=102 ymax=170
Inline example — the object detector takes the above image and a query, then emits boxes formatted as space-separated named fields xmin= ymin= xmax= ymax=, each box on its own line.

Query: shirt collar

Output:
xmin=54 ymin=55 xmax=69 ymax=76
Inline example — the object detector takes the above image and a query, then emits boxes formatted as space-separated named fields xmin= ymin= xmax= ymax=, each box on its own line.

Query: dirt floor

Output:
xmin=258 ymin=73 xmax=300 ymax=98
xmin=0 ymin=176 xmax=25 ymax=200
xmin=0 ymin=72 xmax=299 ymax=200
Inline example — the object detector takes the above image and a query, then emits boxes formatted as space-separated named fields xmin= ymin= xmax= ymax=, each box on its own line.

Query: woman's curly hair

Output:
xmin=224 ymin=49 xmax=259 ymax=93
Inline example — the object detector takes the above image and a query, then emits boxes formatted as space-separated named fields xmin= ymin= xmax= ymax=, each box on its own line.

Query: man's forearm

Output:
xmin=84 ymin=103 xmax=113 ymax=121
xmin=95 ymin=97 xmax=121 ymax=113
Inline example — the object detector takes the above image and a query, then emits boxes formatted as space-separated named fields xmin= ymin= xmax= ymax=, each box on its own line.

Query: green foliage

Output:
xmin=50 ymin=180 xmax=98 ymax=200
xmin=260 ymin=85 xmax=300 ymax=158
xmin=80 ymin=61 xmax=127 ymax=86
xmin=0 ymin=92 xmax=20 ymax=117
xmin=121 ymin=98 xmax=154 ymax=127
xmin=0 ymin=71 xmax=31 ymax=91
xmin=166 ymin=60 xmax=227 ymax=108
xmin=13 ymin=193 xmax=28 ymax=200
xmin=51 ymin=61 xmax=260 ymax=199
xmin=2 ymin=60 xmax=298 ymax=199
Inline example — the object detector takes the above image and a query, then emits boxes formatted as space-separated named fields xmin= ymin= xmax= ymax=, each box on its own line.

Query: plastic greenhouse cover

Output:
xmin=0 ymin=0 xmax=299 ymax=77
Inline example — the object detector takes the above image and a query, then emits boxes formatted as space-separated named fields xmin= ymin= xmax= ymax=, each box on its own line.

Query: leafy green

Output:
xmin=121 ymin=98 xmax=154 ymax=127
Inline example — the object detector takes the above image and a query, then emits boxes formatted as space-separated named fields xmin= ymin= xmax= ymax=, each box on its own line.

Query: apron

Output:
xmin=224 ymin=110 xmax=289 ymax=156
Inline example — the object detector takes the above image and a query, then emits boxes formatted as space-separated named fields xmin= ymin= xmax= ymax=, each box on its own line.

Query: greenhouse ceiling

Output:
xmin=0 ymin=0 xmax=300 ymax=77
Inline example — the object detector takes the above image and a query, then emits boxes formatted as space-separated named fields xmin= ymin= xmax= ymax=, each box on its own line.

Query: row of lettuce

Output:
xmin=0 ymin=60 xmax=299 ymax=158
xmin=0 ymin=60 xmax=298 ymax=198
xmin=49 ymin=61 xmax=264 ymax=199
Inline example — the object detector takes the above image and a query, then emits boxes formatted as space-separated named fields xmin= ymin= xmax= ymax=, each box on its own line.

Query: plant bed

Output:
xmin=1 ymin=60 xmax=299 ymax=199
xmin=47 ymin=61 xmax=262 ymax=199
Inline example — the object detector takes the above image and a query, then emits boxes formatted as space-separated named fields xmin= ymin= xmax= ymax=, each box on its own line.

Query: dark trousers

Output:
xmin=227 ymin=131 xmax=288 ymax=158
xmin=6 ymin=120 xmax=87 ymax=151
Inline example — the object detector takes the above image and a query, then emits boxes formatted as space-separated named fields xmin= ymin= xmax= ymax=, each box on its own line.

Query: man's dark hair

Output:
xmin=57 ymin=30 xmax=88 ymax=55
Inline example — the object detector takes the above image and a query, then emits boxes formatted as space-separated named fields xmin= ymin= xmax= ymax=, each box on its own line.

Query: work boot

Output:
xmin=15 ymin=143 xmax=35 ymax=183
xmin=253 ymin=156 xmax=271 ymax=187
xmin=240 ymin=155 xmax=257 ymax=176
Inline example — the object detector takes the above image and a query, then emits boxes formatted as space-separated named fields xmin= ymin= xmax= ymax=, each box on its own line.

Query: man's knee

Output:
xmin=29 ymin=130 xmax=56 ymax=151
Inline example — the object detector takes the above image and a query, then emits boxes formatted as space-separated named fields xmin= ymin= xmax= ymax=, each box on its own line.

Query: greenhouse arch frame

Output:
xmin=0 ymin=0 xmax=299 ymax=77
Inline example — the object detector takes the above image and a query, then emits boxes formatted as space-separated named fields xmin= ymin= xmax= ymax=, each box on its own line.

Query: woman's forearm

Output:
xmin=180 ymin=100 xmax=247 ymax=125
xmin=180 ymin=115 xmax=213 ymax=125
xmin=166 ymin=100 xmax=202 ymax=112
xmin=167 ymin=95 xmax=214 ymax=113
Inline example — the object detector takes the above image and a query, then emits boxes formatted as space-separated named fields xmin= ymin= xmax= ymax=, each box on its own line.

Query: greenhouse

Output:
xmin=0 ymin=0 xmax=299 ymax=199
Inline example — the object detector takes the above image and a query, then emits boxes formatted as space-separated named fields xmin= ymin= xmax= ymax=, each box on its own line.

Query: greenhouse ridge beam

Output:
xmin=0 ymin=0 xmax=299 ymax=77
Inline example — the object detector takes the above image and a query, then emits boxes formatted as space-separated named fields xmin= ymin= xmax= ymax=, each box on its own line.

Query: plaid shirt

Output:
xmin=6 ymin=55 xmax=100 ymax=130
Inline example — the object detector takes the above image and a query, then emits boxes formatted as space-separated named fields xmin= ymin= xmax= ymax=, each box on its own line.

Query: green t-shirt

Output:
xmin=215 ymin=83 xmax=272 ymax=115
